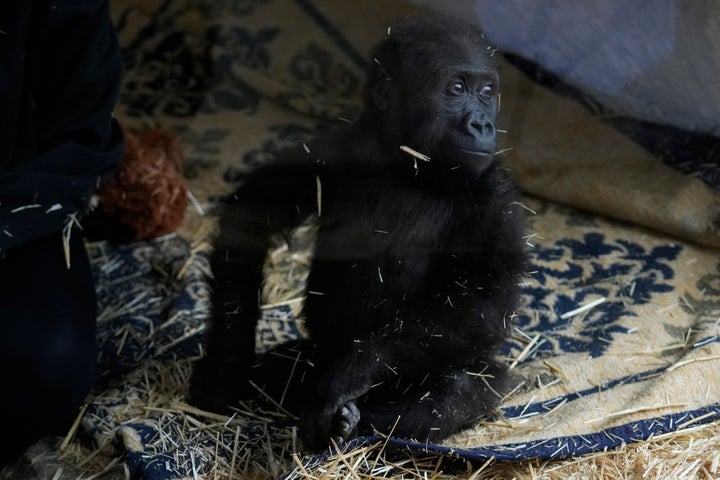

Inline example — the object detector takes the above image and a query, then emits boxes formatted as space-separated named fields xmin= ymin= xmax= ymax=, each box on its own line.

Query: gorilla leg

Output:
xmin=252 ymin=340 xmax=362 ymax=447
xmin=358 ymin=361 xmax=508 ymax=442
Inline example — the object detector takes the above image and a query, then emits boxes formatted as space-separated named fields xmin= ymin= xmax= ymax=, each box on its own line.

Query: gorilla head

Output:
xmin=364 ymin=18 xmax=500 ymax=172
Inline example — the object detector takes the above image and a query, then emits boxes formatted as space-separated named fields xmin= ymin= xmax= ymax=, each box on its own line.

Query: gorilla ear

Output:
xmin=371 ymin=76 xmax=393 ymax=111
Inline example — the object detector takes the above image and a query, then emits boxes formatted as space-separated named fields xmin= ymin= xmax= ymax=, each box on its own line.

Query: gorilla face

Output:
xmin=368 ymin=20 xmax=500 ymax=174
xmin=438 ymin=68 xmax=499 ymax=158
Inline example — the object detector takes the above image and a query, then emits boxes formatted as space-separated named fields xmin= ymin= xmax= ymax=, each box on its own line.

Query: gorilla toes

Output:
xmin=331 ymin=401 xmax=361 ymax=445
xmin=303 ymin=400 xmax=361 ymax=451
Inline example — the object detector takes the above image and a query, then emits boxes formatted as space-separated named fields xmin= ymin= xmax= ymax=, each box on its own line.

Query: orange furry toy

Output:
xmin=84 ymin=128 xmax=188 ymax=242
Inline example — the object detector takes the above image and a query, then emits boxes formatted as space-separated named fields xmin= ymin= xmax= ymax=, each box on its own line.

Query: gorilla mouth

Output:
xmin=450 ymin=147 xmax=496 ymax=175
xmin=453 ymin=147 xmax=495 ymax=158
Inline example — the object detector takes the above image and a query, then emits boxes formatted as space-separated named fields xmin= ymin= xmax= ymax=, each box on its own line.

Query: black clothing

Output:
xmin=0 ymin=0 xmax=122 ymax=463
xmin=0 ymin=232 xmax=97 ymax=463
xmin=0 ymin=0 xmax=123 ymax=252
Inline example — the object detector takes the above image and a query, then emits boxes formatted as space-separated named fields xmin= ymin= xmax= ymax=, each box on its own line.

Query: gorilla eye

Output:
xmin=480 ymin=83 xmax=496 ymax=97
xmin=448 ymin=81 xmax=466 ymax=96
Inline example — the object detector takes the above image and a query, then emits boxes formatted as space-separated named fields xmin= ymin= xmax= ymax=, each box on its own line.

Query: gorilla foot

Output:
xmin=330 ymin=401 xmax=360 ymax=445
xmin=302 ymin=399 xmax=361 ymax=451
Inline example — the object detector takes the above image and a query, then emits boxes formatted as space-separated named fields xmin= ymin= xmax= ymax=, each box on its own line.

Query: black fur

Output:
xmin=189 ymin=16 xmax=527 ymax=451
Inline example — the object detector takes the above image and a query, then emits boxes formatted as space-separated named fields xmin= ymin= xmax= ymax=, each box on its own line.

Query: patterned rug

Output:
xmin=75 ymin=1 xmax=720 ymax=478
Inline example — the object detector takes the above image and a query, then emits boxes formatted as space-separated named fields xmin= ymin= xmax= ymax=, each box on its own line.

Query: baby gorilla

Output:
xmin=189 ymin=16 xmax=527 ymax=451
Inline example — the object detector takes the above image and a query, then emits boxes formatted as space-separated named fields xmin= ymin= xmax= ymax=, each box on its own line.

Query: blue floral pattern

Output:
xmin=508 ymin=233 xmax=681 ymax=359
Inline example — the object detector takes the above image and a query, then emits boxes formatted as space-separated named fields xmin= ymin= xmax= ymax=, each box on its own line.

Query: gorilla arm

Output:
xmin=189 ymin=159 xmax=318 ymax=411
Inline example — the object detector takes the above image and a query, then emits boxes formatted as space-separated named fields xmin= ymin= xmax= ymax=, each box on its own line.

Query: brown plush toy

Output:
xmin=84 ymin=127 xmax=188 ymax=242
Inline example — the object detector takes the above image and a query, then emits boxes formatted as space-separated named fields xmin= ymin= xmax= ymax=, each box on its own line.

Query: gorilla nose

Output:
xmin=462 ymin=113 xmax=496 ymax=153
xmin=471 ymin=118 xmax=495 ymax=137
xmin=464 ymin=113 xmax=495 ymax=139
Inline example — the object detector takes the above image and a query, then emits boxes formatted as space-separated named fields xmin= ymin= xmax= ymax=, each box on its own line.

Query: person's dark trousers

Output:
xmin=0 ymin=232 xmax=97 ymax=465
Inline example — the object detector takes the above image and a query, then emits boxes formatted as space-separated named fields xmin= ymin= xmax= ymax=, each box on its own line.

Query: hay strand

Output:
xmin=560 ymin=297 xmax=607 ymax=320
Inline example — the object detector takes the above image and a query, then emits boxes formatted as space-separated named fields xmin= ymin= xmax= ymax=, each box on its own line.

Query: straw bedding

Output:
xmin=3 ymin=1 xmax=719 ymax=479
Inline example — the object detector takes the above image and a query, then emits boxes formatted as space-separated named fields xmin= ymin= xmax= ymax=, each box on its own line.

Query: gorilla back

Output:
xmin=189 ymin=16 xmax=527 ymax=452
